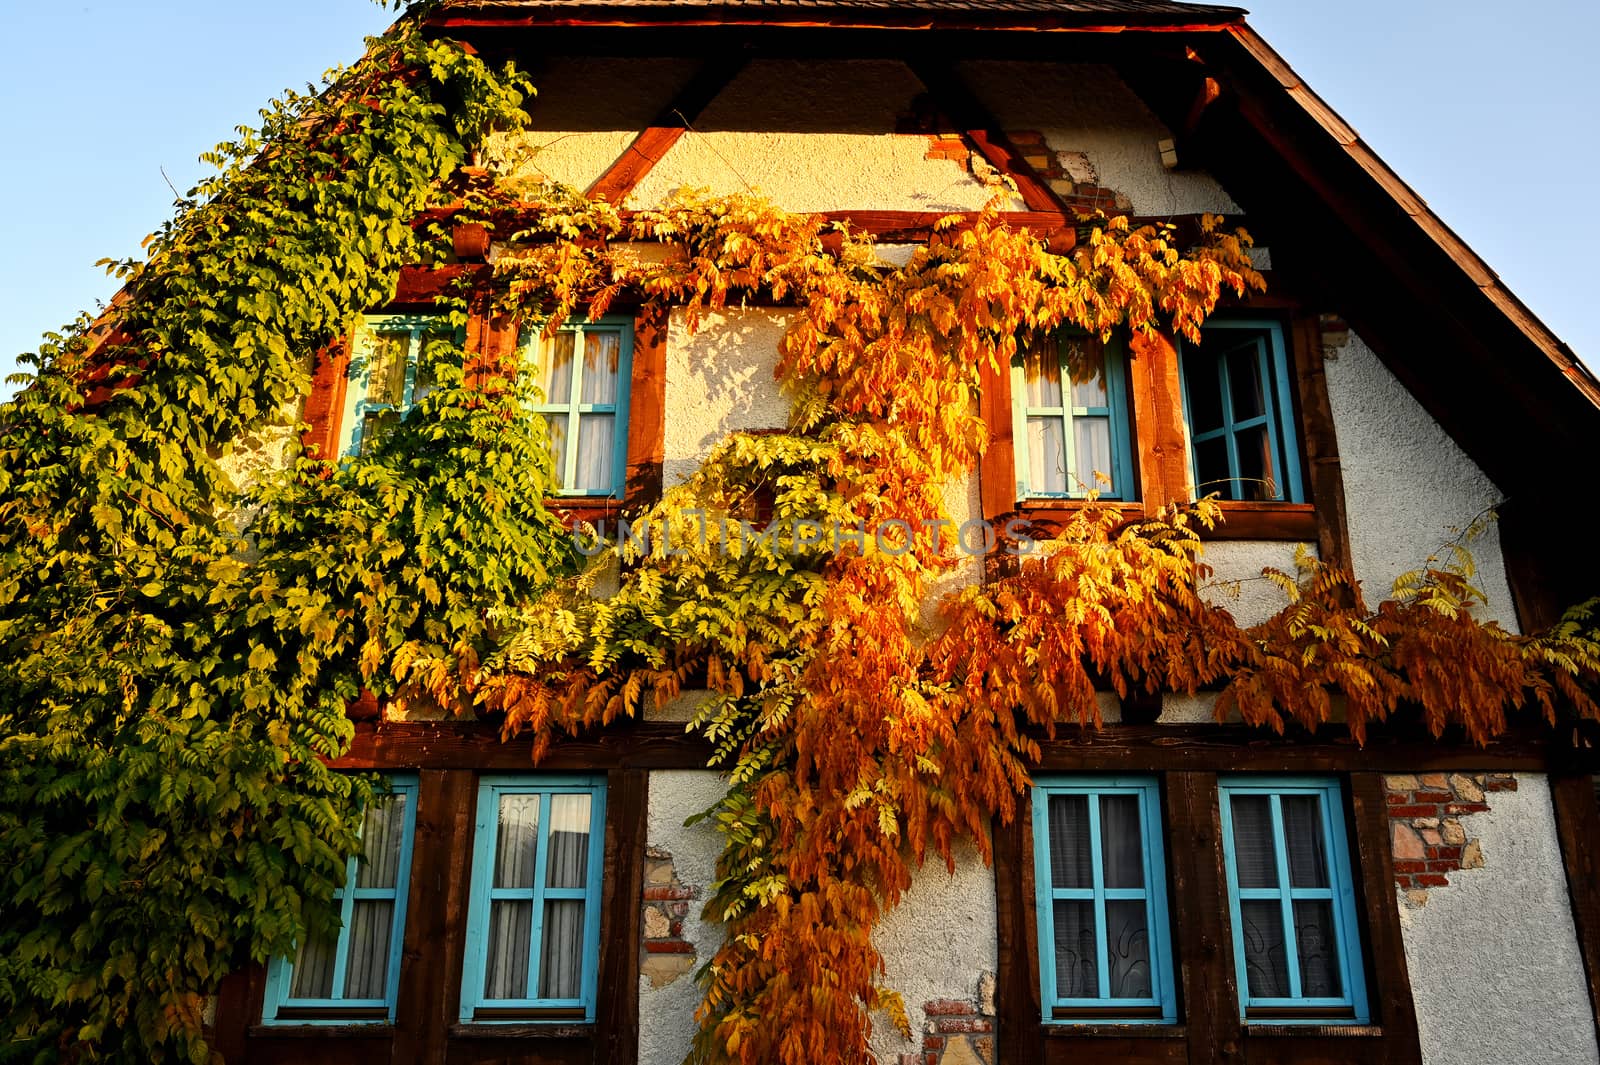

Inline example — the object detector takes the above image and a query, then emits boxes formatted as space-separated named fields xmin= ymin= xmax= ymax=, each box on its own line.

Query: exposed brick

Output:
xmin=1388 ymin=804 xmax=1442 ymax=818
xmin=643 ymin=885 xmax=695 ymax=901
xmin=1483 ymin=775 xmax=1519 ymax=792
xmin=935 ymin=1018 xmax=993 ymax=1034
xmin=1445 ymin=802 xmax=1490 ymax=815
xmin=923 ymin=1036 xmax=945 ymax=1051
xmin=1416 ymin=873 xmax=1450 ymax=888
xmin=924 ymin=999 xmax=977 ymax=1016
xmin=1419 ymin=773 xmax=1449 ymax=789
xmin=1413 ymin=790 xmax=1453 ymax=804
xmin=1386 ymin=793 xmax=1411 ymax=805
xmin=644 ymin=939 xmax=696 ymax=954
xmin=1393 ymin=860 xmax=1427 ymax=874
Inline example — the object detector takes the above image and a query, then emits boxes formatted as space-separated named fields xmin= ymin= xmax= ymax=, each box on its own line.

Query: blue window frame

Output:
xmin=1010 ymin=332 xmax=1135 ymax=501
xmin=524 ymin=316 xmax=634 ymax=498
xmin=340 ymin=315 xmax=446 ymax=458
xmin=1217 ymin=776 xmax=1368 ymax=1023
xmin=1031 ymin=776 xmax=1176 ymax=1023
xmin=1177 ymin=319 xmax=1304 ymax=503
xmin=460 ymin=776 xmax=608 ymax=1023
xmin=263 ymin=776 xmax=418 ymax=1024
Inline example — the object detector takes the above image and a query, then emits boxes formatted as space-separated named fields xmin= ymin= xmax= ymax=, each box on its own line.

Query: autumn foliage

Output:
xmin=470 ymin=190 xmax=1600 ymax=1064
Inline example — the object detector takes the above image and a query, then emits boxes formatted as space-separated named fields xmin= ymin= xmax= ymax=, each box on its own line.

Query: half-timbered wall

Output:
xmin=207 ymin=46 xmax=1600 ymax=1065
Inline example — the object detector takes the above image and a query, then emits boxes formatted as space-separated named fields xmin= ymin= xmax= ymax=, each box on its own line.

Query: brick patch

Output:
xmin=1385 ymin=772 xmax=1514 ymax=904
xmin=902 ymin=974 xmax=996 ymax=1065
xmin=640 ymin=845 xmax=700 ymax=988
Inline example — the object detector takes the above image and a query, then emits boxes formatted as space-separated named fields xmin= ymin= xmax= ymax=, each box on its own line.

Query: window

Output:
xmin=340 ymin=315 xmax=445 ymax=458
xmin=526 ymin=317 xmax=634 ymax=498
xmin=263 ymin=777 xmax=418 ymax=1024
xmin=1010 ymin=332 xmax=1134 ymax=500
xmin=1217 ymin=776 xmax=1368 ymax=1023
xmin=1178 ymin=319 xmax=1304 ymax=502
xmin=1031 ymin=776 xmax=1176 ymax=1023
xmin=461 ymin=776 xmax=608 ymax=1023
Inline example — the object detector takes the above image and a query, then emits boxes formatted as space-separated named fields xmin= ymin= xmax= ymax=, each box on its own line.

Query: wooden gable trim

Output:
xmin=586 ymin=54 xmax=749 ymax=203
xmin=1287 ymin=313 xmax=1352 ymax=572
xmin=907 ymin=59 xmax=1067 ymax=215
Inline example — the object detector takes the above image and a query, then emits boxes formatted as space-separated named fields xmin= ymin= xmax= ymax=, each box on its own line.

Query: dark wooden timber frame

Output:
xmin=995 ymin=770 xmax=1420 ymax=1064
xmin=1552 ymin=774 xmax=1600 ymax=1055
xmin=210 ymin=760 xmax=650 ymax=1065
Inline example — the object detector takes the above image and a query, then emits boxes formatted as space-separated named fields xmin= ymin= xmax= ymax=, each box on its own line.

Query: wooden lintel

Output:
xmin=907 ymin=58 xmax=1066 ymax=214
xmin=586 ymin=54 xmax=749 ymax=203
xmin=1182 ymin=75 xmax=1223 ymax=138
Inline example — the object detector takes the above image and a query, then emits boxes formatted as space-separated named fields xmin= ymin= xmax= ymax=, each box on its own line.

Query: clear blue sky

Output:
xmin=2 ymin=0 xmax=1596 ymax=398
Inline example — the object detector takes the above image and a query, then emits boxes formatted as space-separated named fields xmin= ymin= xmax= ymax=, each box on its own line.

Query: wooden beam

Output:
xmin=1288 ymin=314 xmax=1353 ymax=572
xmin=1551 ymin=774 xmax=1600 ymax=1053
xmin=906 ymin=59 xmax=1066 ymax=214
xmin=333 ymin=719 xmax=719 ymax=771
xmin=1348 ymin=773 xmax=1424 ymax=1061
xmin=593 ymin=769 xmax=647 ymax=1065
xmin=586 ymin=54 xmax=749 ymax=203
xmin=1126 ymin=330 xmax=1190 ymax=508
xmin=1168 ymin=772 xmax=1237 ymax=1065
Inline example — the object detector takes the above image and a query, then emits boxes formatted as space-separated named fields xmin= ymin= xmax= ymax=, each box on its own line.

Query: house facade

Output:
xmin=208 ymin=2 xmax=1600 ymax=1063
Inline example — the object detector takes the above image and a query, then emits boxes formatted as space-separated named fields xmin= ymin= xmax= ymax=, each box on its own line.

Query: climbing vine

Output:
xmin=2 ymin=10 xmax=1598 ymax=1065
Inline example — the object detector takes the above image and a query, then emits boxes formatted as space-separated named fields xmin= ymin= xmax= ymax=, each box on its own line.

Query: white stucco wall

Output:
xmin=662 ymin=307 xmax=794 ymax=487
xmin=1324 ymin=332 xmax=1519 ymax=631
xmin=638 ymin=770 xmax=729 ymax=1065
xmin=1399 ymin=775 xmax=1598 ymax=1065
xmin=1198 ymin=539 xmax=1316 ymax=629
xmin=868 ymin=844 xmax=999 ymax=1063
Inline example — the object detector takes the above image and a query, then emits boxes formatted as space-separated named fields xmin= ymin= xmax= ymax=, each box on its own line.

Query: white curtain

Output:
xmin=539 ymin=794 xmax=592 ymax=998
xmin=1232 ymin=794 xmax=1341 ymax=999
xmin=574 ymin=333 xmax=620 ymax=492
xmin=485 ymin=795 xmax=540 ymax=999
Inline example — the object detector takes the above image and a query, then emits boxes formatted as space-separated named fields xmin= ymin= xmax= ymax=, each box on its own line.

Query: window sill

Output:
xmin=1041 ymin=1023 xmax=1186 ymax=1038
xmin=1244 ymin=1023 xmax=1383 ymax=1037
xmin=247 ymin=1024 xmax=394 ymax=1039
xmin=450 ymin=1023 xmax=594 ymax=1039
xmin=1010 ymin=500 xmax=1317 ymax=542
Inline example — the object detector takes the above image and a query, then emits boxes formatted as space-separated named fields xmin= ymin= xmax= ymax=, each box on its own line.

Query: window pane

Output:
xmin=1239 ymin=898 xmax=1291 ymax=998
xmin=359 ymin=409 xmax=399 ymax=456
xmin=546 ymin=794 xmax=593 ymax=889
xmin=1294 ymin=899 xmax=1343 ymax=998
xmin=1233 ymin=424 xmax=1276 ymax=502
xmin=1027 ymin=417 xmax=1068 ymax=495
xmin=343 ymin=900 xmax=394 ymax=999
xmin=1047 ymin=795 xmax=1092 ymax=889
xmin=545 ymin=416 xmax=570 ymax=488
xmin=1194 ymin=435 xmax=1231 ymax=498
xmin=1282 ymin=795 xmax=1330 ymax=889
xmin=366 ymin=333 xmax=411 ymax=406
xmin=1185 ymin=352 xmax=1225 ymax=432
xmin=1073 ymin=416 xmax=1113 ymax=496
xmin=1023 ymin=344 xmax=1064 ymax=408
xmin=1225 ymin=339 xmax=1268 ymax=420
xmin=1105 ymin=899 xmax=1152 ymax=999
xmin=411 ymin=340 xmax=438 ymax=407
xmin=357 ymin=794 xmax=407 ymax=890
xmin=580 ymin=332 xmax=621 ymax=405
xmin=574 ymin=414 xmax=616 ymax=493
xmin=1052 ymin=899 xmax=1098 ymax=998
xmin=494 ymin=795 xmax=541 ymax=889
xmin=484 ymin=900 xmax=533 ymax=999
xmin=542 ymin=332 xmax=575 ymax=405
xmin=1099 ymin=794 xmax=1144 ymax=889
xmin=289 ymin=935 xmax=337 ymax=999
xmin=1065 ymin=337 xmax=1108 ymax=409
xmin=539 ymin=899 xmax=586 ymax=999
xmin=1229 ymin=796 xmax=1278 ymax=888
